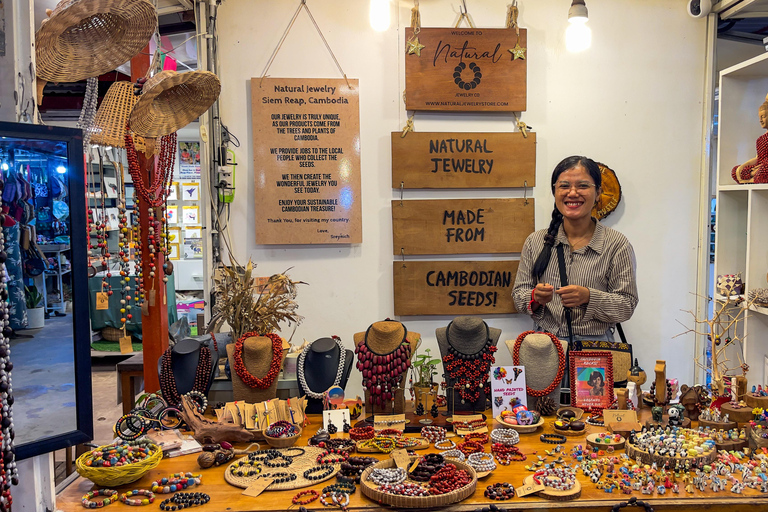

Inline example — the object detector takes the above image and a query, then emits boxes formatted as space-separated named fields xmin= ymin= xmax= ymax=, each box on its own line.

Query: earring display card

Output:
xmin=323 ymin=409 xmax=350 ymax=432
xmin=490 ymin=366 xmax=527 ymax=418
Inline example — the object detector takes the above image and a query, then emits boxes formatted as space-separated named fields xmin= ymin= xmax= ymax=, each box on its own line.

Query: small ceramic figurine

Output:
xmin=652 ymin=406 xmax=663 ymax=423
xmin=668 ymin=404 xmax=685 ymax=427
xmin=732 ymin=93 xmax=768 ymax=184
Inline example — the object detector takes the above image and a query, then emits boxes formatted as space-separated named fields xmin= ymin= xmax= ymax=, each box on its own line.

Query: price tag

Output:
xmin=242 ymin=478 xmax=273 ymax=497
xmin=390 ymin=449 xmax=411 ymax=470
xmin=149 ymin=289 xmax=156 ymax=307
xmin=95 ymin=292 xmax=109 ymax=310
xmin=119 ymin=335 xmax=133 ymax=354
xmin=515 ymin=482 xmax=545 ymax=497
xmin=282 ymin=339 xmax=291 ymax=351
xmin=604 ymin=410 xmax=637 ymax=426
xmin=141 ymin=300 xmax=149 ymax=316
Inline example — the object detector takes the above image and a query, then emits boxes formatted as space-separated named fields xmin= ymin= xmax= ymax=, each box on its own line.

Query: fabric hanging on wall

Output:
xmin=3 ymin=224 xmax=27 ymax=330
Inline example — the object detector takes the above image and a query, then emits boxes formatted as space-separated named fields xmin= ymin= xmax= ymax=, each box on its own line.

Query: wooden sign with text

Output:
xmin=251 ymin=78 xmax=362 ymax=244
xmin=405 ymin=28 xmax=527 ymax=112
xmin=392 ymin=198 xmax=533 ymax=255
xmin=394 ymin=260 xmax=518 ymax=315
xmin=392 ymin=132 xmax=535 ymax=189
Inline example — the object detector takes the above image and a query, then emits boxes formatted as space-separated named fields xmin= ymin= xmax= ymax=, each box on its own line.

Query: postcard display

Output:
xmin=167 ymin=143 xmax=203 ymax=264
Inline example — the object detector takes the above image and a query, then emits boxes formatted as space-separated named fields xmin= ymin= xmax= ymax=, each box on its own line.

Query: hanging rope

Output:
xmin=513 ymin=112 xmax=529 ymax=138
xmin=411 ymin=0 xmax=421 ymax=35
xmin=455 ymin=0 xmax=475 ymax=29
xmin=260 ymin=0 xmax=351 ymax=89
xmin=507 ymin=1 xmax=520 ymax=35
xmin=400 ymin=115 xmax=415 ymax=138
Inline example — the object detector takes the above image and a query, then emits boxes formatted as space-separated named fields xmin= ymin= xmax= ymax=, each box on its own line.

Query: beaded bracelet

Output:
xmin=349 ymin=426 xmax=375 ymax=440
xmin=368 ymin=467 xmax=406 ymax=486
xmin=490 ymin=428 xmax=520 ymax=446
xmin=229 ymin=459 xmax=262 ymax=477
xmin=82 ymin=489 xmax=118 ymax=508
xmin=282 ymin=447 xmax=306 ymax=458
xmin=183 ymin=390 xmax=208 ymax=414
xmin=115 ymin=414 xmax=148 ymax=441
xmin=394 ymin=436 xmax=421 ymax=449
xmin=150 ymin=473 xmax=203 ymax=494
xmin=158 ymin=492 xmax=210 ymax=510
xmin=358 ymin=436 xmax=396 ymax=454
xmin=429 ymin=464 xmax=472 ymax=495
xmin=540 ymin=433 xmax=567 ymax=444
xmin=319 ymin=491 xmax=350 ymax=509
xmin=119 ymin=490 xmax=155 ymax=506
xmin=457 ymin=439 xmax=483 ymax=456
xmin=434 ymin=438 xmax=457 ymax=450
xmin=323 ymin=481 xmax=356 ymax=495
xmin=378 ymin=482 xmax=430 ymax=496
xmin=317 ymin=448 xmax=349 ymax=464
xmin=292 ymin=489 xmax=319 ymax=505
xmin=484 ymin=482 xmax=515 ymax=500
xmin=258 ymin=471 xmax=297 ymax=484
xmin=378 ymin=428 xmax=404 ymax=437
xmin=156 ymin=407 xmax=184 ymax=430
xmin=534 ymin=467 xmax=576 ymax=490
xmin=266 ymin=420 xmax=299 ymax=438
xmin=467 ymin=452 xmax=496 ymax=472
xmin=263 ymin=452 xmax=294 ymax=467
xmin=440 ymin=448 xmax=466 ymax=461
xmin=464 ymin=432 xmax=489 ymax=444
xmin=304 ymin=464 xmax=335 ymax=481
xmin=421 ymin=426 xmax=447 ymax=443
xmin=491 ymin=443 xmax=525 ymax=465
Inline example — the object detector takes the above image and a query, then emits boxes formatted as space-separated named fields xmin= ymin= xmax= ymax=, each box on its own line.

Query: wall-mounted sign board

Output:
xmin=405 ymin=28 xmax=527 ymax=112
xmin=251 ymin=77 xmax=362 ymax=244
xmin=391 ymin=132 xmax=535 ymax=189
xmin=392 ymin=198 xmax=533 ymax=255
xmin=393 ymin=260 xmax=519 ymax=315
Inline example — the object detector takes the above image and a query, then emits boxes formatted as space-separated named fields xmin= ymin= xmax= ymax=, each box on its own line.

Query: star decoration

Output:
xmin=407 ymin=37 xmax=426 ymax=57
xmin=509 ymin=43 xmax=526 ymax=60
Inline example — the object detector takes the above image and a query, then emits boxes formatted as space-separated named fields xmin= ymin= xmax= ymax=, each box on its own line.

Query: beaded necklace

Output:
xmin=297 ymin=336 xmax=346 ymax=399
xmin=0 ymin=188 xmax=17 ymax=504
xmin=159 ymin=346 xmax=212 ymax=406
xmin=233 ymin=332 xmax=283 ymax=389
xmin=512 ymin=330 xmax=565 ymax=397
xmin=355 ymin=322 xmax=411 ymax=408
xmin=114 ymin=160 xmax=132 ymax=327
xmin=441 ymin=321 xmax=496 ymax=405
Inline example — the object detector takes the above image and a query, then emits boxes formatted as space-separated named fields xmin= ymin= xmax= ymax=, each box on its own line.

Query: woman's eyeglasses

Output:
xmin=555 ymin=181 xmax=596 ymax=191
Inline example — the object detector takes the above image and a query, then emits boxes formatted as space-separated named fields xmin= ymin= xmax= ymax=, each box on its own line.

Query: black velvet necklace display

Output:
xmin=157 ymin=339 xmax=219 ymax=401
xmin=298 ymin=337 xmax=353 ymax=414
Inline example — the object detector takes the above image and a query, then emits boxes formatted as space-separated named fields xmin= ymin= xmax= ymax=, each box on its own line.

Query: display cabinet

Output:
xmin=715 ymin=52 xmax=768 ymax=387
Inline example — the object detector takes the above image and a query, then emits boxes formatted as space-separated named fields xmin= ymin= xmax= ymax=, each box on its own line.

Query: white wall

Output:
xmin=217 ymin=0 xmax=709 ymax=398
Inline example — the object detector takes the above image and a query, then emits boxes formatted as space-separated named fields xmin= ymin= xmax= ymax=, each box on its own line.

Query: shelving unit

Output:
xmin=715 ymin=52 xmax=768 ymax=387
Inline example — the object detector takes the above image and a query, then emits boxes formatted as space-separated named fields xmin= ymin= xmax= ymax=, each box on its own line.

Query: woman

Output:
xmin=588 ymin=371 xmax=604 ymax=396
xmin=512 ymin=156 xmax=638 ymax=342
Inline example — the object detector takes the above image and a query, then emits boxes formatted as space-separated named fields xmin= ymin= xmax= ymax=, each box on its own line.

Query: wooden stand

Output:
xmin=744 ymin=393 xmax=768 ymax=408
xmin=714 ymin=438 xmax=747 ymax=452
xmin=586 ymin=433 xmax=625 ymax=450
xmin=720 ymin=402 xmax=753 ymax=425
xmin=626 ymin=442 xmax=716 ymax=468
xmin=698 ymin=418 xmax=738 ymax=431
xmin=645 ymin=417 xmax=691 ymax=430
xmin=654 ymin=360 xmax=666 ymax=405
xmin=616 ymin=388 xmax=629 ymax=410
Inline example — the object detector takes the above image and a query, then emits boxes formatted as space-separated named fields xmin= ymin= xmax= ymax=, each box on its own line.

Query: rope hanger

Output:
xmin=259 ymin=0 xmax=351 ymax=89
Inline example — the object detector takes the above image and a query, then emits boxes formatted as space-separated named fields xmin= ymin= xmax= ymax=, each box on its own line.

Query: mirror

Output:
xmin=0 ymin=122 xmax=93 ymax=459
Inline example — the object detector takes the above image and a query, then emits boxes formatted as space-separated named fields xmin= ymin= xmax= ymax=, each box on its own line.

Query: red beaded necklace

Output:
xmin=233 ymin=332 xmax=283 ymax=389
xmin=512 ymin=330 xmax=565 ymax=397
xmin=441 ymin=322 xmax=497 ymax=405
xmin=159 ymin=346 xmax=212 ymax=406
xmin=354 ymin=322 xmax=411 ymax=408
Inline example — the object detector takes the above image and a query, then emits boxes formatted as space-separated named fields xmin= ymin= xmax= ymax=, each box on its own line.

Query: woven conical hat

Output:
xmin=36 ymin=0 xmax=156 ymax=83
xmin=90 ymin=81 xmax=148 ymax=151
xmin=129 ymin=70 xmax=221 ymax=137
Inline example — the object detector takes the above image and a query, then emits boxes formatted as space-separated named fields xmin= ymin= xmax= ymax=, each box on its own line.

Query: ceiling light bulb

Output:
xmin=568 ymin=0 xmax=588 ymax=23
xmin=0 ymin=163 xmax=7 ymax=171
xmin=566 ymin=22 xmax=592 ymax=52
xmin=369 ymin=0 xmax=390 ymax=32
xmin=56 ymin=165 xmax=67 ymax=174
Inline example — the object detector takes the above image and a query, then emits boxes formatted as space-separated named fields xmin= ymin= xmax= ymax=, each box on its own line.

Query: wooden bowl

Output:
xmin=495 ymin=415 xmax=544 ymax=433
xmin=263 ymin=425 xmax=302 ymax=448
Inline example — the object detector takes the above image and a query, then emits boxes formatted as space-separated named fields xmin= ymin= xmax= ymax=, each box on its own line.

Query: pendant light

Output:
xmin=566 ymin=0 xmax=591 ymax=53
xmin=369 ymin=0 xmax=390 ymax=32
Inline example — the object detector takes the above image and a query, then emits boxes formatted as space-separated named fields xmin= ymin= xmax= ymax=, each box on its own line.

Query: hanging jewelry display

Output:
xmin=354 ymin=324 xmax=412 ymax=408
xmin=113 ymin=157 xmax=132 ymax=327
xmin=96 ymin=150 xmax=112 ymax=297
xmin=512 ymin=331 xmax=565 ymax=398
xmin=159 ymin=346 xmax=213 ymax=407
xmin=297 ymin=336 xmax=346 ymax=399
xmin=233 ymin=332 xmax=283 ymax=389
xmin=441 ymin=321 xmax=497 ymax=405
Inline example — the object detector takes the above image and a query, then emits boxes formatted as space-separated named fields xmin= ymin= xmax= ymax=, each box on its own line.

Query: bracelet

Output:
xmin=484 ymin=482 xmax=515 ymax=500
xmin=540 ymin=433 xmax=567 ymax=444
xmin=434 ymin=438 xmax=456 ymax=450
xmin=491 ymin=443 xmax=526 ymax=464
xmin=453 ymin=418 xmax=486 ymax=431
xmin=467 ymin=452 xmax=496 ymax=472
xmin=457 ymin=439 xmax=483 ymax=456
xmin=158 ymin=492 xmax=210 ymax=510
xmin=368 ymin=467 xmax=406 ymax=486
xmin=490 ymin=428 xmax=520 ymax=446
xmin=119 ymin=489 xmax=155 ymax=506
xmin=534 ymin=467 xmax=576 ymax=490
xmin=378 ymin=428 xmax=403 ymax=437
xmin=323 ymin=481 xmax=356 ymax=495
xmin=320 ymin=491 xmax=350 ymax=508
xmin=183 ymin=390 xmax=208 ymax=414
xmin=230 ymin=459 xmax=263 ymax=477
xmin=150 ymin=473 xmax=203 ymax=493
xmin=464 ymin=432 xmax=489 ymax=444
xmin=265 ymin=420 xmax=299 ymax=438
xmin=378 ymin=482 xmax=430 ymax=496
xmin=82 ymin=489 xmax=118 ymax=508
xmin=292 ymin=489 xmax=319 ymax=505
xmin=263 ymin=452 xmax=294 ymax=467
xmin=282 ymin=447 xmax=306 ymax=458
xmin=258 ymin=471 xmax=297 ymax=484
xmin=304 ymin=464 xmax=335 ymax=481
xmin=421 ymin=426 xmax=447 ymax=443
xmin=317 ymin=448 xmax=350 ymax=464
xmin=349 ymin=426 xmax=375 ymax=440
xmin=440 ymin=448 xmax=466 ymax=461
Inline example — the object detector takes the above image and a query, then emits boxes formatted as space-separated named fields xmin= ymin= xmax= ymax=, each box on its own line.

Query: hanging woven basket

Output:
xmin=90 ymin=81 xmax=148 ymax=151
xmin=36 ymin=0 xmax=156 ymax=83
xmin=129 ymin=70 xmax=221 ymax=138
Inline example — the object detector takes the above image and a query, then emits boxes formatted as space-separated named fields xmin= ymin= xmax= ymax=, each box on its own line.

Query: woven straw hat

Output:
xmin=129 ymin=70 xmax=221 ymax=137
xmin=36 ymin=0 xmax=156 ymax=83
xmin=90 ymin=81 xmax=148 ymax=150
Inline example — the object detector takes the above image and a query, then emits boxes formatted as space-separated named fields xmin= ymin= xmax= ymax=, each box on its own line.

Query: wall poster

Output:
xmin=251 ymin=78 xmax=362 ymax=244
xmin=179 ymin=142 xmax=201 ymax=178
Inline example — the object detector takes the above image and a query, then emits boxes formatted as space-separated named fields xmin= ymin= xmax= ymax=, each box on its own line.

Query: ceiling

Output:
xmin=715 ymin=0 xmax=768 ymax=43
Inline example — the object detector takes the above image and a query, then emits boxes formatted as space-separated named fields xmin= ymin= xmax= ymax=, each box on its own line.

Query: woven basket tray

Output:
xmin=101 ymin=326 xmax=124 ymax=342
xmin=75 ymin=442 xmax=162 ymax=487
xmin=224 ymin=446 xmax=339 ymax=491
xmin=360 ymin=457 xmax=477 ymax=508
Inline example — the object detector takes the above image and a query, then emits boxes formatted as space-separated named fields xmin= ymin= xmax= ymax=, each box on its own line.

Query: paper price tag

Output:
xmin=95 ymin=292 xmax=109 ymax=310
xmin=604 ymin=410 xmax=637 ymax=426
xmin=119 ymin=335 xmax=133 ymax=354
xmin=243 ymin=478 xmax=273 ymax=497
xmin=149 ymin=289 xmax=156 ymax=307
xmin=282 ymin=339 xmax=291 ymax=351
xmin=390 ymin=449 xmax=411 ymax=470
xmin=515 ymin=482 xmax=545 ymax=497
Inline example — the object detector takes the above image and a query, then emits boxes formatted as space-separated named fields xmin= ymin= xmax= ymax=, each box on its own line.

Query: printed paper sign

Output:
xmin=490 ymin=366 xmax=527 ymax=418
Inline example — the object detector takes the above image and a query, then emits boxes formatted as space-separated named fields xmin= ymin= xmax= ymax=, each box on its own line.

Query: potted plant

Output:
xmin=411 ymin=349 xmax=441 ymax=406
xmin=25 ymin=285 xmax=45 ymax=329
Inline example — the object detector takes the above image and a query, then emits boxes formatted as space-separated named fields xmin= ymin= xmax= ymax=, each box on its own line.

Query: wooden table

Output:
xmin=55 ymin=412 xmax=766 ymax=511
xmin=116 ymin=353 xmax=144 ymax=415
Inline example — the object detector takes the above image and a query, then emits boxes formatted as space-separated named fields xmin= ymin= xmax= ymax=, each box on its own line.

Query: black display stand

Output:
xmin=298 ymin=337 xmax=354 ymax=414
xmin=156 ymin=338 xmax=219 ymax=396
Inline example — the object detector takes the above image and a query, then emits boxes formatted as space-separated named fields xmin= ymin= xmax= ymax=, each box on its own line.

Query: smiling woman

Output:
xmin=511 ymin=156 xmax=638 ymax=342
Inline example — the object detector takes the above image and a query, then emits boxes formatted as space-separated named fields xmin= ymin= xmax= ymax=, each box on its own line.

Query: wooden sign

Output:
xmin=391 ymin=132 xmax=535 ymax=189
xmin=405 ymin=28 xmax=526 ymax=112
xmin=251 ymin=78 xmax=362 ymax=244
xmin=393 ymin=260 xmax=518 ymax=316
xmin=392 ymin=198 xmax=533 ymax=255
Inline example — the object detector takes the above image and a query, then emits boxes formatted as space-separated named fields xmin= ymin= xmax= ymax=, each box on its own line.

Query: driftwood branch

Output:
xmin=179 ymin=396 xmax=262 ymax=444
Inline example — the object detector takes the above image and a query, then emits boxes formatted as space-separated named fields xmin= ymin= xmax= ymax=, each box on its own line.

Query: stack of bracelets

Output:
xmin=464 ymin=432 xmax=489 ymax=444
xmin=421 ymin=426 xmax=447 ymax=443
xmin=490 ymin=428 xmax=519 ymax=446
xmin=452 ymin=418 xmax=486 ymax=432
xmin=348 ymin=426 xmax=375 ymax=441
xmin=229 ymin=458 xmax=262 ymax=477
xmin=533 ymin=467 xmax=576 ymax=491
xmin=483 ymin=482 xmax=514 ymax=500
xmin=368 ymin=467 xmax=406 ymax=486
xmin=82 ymin=489 xmax=118 ymax=508
xmin=292 ymin=489 xmax=319 ymax=505
xmin=467 ymin=452 xmax=496 ymax=473
xmin=158 ymin=492 xmax=210 ymax=510
xmin=409 ymin=453 xmax=445 ymax=482
xmin=378 ymin=483 xmax=430 ymax=497
xmin=457 ymin=439 xmax=483 ymax=456
xmin=439 ymin=448 xmax=465 ymax=461
xmin=429 ymin=464 xmax=471 ymax=495
xmin=265 ymin=421 xmax=300 ymax=438
xmin=317 ymin=448 xmax=349 ymax=464
xmin=119 ymin=490 xmax=155 ymax=506
xmin=393 ymin=436 xmax=421 ymax=449
xmin=150 ymin=473 xmax=203 ymax=494
xmin=303 ymin=464 xmax=335 ymax=481
xmin=378 ymin=428 xmax=403 ymax=437
xmin=323 ymin=479 xmax=356 ymax=495
xmin=339 ymin=457 xmax=377 ymax=481
xmin=82 ymin=439 xmax=153 ymax=468
xmin=491 ymin=443 xmax=525 ymax=465
xmin=319 ymin=491 xmax=349 ymax=509
xmin=357 ymin=436 xmax=396 ymax=453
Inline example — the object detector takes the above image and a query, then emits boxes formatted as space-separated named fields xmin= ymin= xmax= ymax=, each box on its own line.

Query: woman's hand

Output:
xmin=533 ymin=283 xmax=554 ymax=306
xmin=556 ymin=285 xmax=590 ymax=307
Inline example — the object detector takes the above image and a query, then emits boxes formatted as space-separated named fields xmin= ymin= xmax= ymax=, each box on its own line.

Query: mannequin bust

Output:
xmin=157 ymin=338 xmax=219 ymax=399
xmin=298 ymin=336 xmax=354 ymax=414
xmin=227 ymin=334 xmax=287 ymax=402
xmin=505 ymin=332 xmax=568 ymax=407
xmin=436 ymin=316 xmax=501 ymax=412
xmin=353 ymin=320 xmax=420 ymax=414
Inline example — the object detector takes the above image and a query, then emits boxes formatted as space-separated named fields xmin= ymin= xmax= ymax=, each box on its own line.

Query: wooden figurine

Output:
xmin=627 ymin=358 xmax=647 ymax=398
xmin=654 ymin=360 xmax=666 ymax=405
xmin=679 ymin=384 xmax=707 ymax=421
xmin=616 ymin=388 xmax=629 ymax=410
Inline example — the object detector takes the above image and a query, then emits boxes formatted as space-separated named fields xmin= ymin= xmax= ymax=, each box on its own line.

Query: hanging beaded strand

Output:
xmin=159 ymin=346 xmax=212 ymax=406
xmin=354 ymin=323 xmax=411 ymax=409
xmin=115 ymin=159 xmax=132 ymax=326
xmin=96 ymin=151 xmax=112 ymax=297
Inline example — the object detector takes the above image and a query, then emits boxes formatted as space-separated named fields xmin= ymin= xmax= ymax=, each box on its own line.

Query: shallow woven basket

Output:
xmin=75 ymin=442 xmax=162 ymax=487
xmin=91 ymin=81 xmax=147 ymax=151
xmin=263 ymin=426 xmax=302 ymax=448
xmin=360 ymin=456 xmax=477 ymax=508
xmin=130 ymin=70 xmax=221 ymax=138
xmin=101 ymin=326 xmax=124 ymax=342
xmin=36 ymin=0 xmax=156 ymax=83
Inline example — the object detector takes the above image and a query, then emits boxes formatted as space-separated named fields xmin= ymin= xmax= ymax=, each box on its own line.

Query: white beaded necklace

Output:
xmin=297 ymin=336 xmax=346 ymax=399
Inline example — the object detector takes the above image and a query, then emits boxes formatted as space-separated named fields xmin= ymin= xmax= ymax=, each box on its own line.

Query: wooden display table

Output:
xmin=55 ymin=412 xmax=766 ymax=512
